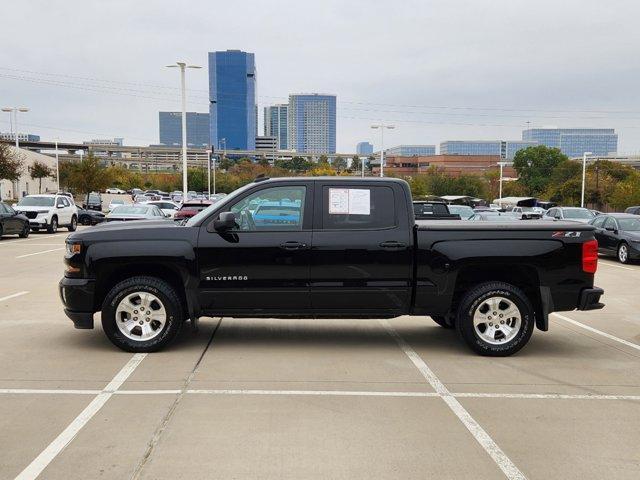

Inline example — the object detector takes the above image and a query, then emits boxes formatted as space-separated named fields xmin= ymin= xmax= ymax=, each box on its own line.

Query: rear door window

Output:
xmin=322 ymin=185 xmax=396 ymax=230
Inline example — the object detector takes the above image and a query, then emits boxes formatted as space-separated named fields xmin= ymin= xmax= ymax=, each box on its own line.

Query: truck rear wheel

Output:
xmin=456 ymin=282 xmax=534 ymax=356
xmin=101 ymin=276 xmax=184 ymax=352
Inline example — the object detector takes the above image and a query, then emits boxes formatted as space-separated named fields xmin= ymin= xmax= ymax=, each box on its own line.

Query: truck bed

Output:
xmin=415 ymin=220 xmax=594 ymax=231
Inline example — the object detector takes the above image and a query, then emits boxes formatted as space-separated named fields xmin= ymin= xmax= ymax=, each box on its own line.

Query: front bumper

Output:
xmin=578 ymin=287 xmax=605 ymax=311
xmin=28 ymin=217 xmax=49 ymax=227
xmin=59 ymin=277 xmax=96 ymax=329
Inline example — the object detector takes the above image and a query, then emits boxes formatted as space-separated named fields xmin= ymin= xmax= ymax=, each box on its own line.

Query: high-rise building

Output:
xmin=356 ymin=141 xmax=373 ymax=155
xmin=440 ymin=140 xmax=537 ymax=159
xmin=83 ymin=137 xmax=124 ymax=147
xmin=158 ymin=112 xmax=210 ymax=147
xmin=288 ymin=94 xmax=336 ymax=154
xmin=386 ymin=145 xmax=436 ymax=157
xmin=522 ymin=128 xmax=617 ymax=157
xmin=0 ymin=132 xmax=40 ymax=142
xmin=208 ymin=50 xmax=257 ymax=150
xmin=264 ymin=104 xmax=288 ymax=150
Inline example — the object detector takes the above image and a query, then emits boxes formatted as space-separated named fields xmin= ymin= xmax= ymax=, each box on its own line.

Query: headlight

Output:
xmin=37 ymin=210 xmax=49 ymax=214
xmin=66 ymin=242 xmax=82 ymax=255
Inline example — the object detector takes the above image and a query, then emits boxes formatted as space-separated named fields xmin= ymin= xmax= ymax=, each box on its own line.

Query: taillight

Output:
xmin=582 ymin=239 xmax=598 ymax=273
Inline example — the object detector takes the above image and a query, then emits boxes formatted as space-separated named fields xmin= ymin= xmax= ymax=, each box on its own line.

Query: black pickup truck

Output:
xmin=60 ymin=177 xmax=604 ymax=356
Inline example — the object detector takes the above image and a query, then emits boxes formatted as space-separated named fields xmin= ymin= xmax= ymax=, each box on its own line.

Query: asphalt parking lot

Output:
xmin=1 ymin=228 xmax=639 ymax=479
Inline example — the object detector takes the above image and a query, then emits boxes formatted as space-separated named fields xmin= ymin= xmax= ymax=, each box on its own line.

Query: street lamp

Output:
xmin=371 ymin=124 xmax=395 ymax=177
xmin=166 ymin=62 xmax=202 ymax=200
xmin=1 ymin=107 xmax=29 ymax=149
xmin=581 ymin=151 xmax=593 ymax=208
xmin=205 ymin=148 xmax=212 ymax=197
xmin=497 ymin=161 xmax=510 ymax=204
xmin=55 ymin=139 xmax=60 ymax=191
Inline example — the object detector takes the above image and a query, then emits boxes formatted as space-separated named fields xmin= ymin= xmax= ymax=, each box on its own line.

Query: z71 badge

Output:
xmin=552 ymin=231 xmax=582 ymax=238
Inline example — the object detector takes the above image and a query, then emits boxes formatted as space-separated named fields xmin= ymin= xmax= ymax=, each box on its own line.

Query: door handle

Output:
xmin=379 ymin=241 xmax=407 ymax=250
xmin=279 ymin=241 xmax=308 ymax=251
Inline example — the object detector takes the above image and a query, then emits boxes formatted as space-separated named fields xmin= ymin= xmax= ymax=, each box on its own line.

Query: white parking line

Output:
xmin=15 ymin=353 xmax=146 ymax=480
xmin=381 ymin=320 xmax=526 ymax=480
xmin=185 ymin=389 xmax=440 ymax=397
xmin=15 ymin=247 xmax=64 ymax=259
xmin=0 ymin=389 xmax=99 ymax=395
xmin=0 ymin=291 xmax=29 ymax=303
xmin=553 ymin=313 xmax=640 ymax=352
xmin=0 ymin=233 xmax=68 ymax=247
xmin=598 ymin=261 xmax=635 ymax=271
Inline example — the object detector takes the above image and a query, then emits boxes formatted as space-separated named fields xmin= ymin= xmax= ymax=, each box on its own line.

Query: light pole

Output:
xmin=205 ymin=148 xmax=212 ymax=197
xmin=1 ymin=107 xmax=29 ymax=149
xmin=581 ymin=151 xmax=593 ymax=208
xmin=166 ymin=62 xmax=202 ymax=200
xmin=370 ymin=124 xmax=395 ymax=177
xmin=55 ymin=139 xmax=60 ymax=191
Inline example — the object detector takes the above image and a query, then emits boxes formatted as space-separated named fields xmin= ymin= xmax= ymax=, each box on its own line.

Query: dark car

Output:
xmin=413 ymin=201 xmax=460 ymax=220
xmin=83 ymin=192 xmax=102 ymax=212
xmin=590 ymin=213 xmax=640 ymax=264
xmin=77 ymin=208 xmax=106 ymax=226
xmin=174 ymin=200 xmax=213 ymax=221
xmin=470 ymin=211 xmax=520 ymax=222
xmin=0 ymin=201 xmax=30 ymax=238
xmin=624 ymin=206 xmax=640 ymax=215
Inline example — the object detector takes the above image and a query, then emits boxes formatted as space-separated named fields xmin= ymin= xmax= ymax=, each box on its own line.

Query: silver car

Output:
xmin=106 ymin=204 xmax=169 ymax=222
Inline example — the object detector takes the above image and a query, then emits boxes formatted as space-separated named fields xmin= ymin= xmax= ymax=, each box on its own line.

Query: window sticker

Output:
xmin=328 ymin=188 xmax=370 ymax=215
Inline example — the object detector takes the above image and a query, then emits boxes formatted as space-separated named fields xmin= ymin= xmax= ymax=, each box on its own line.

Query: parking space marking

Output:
xmin=184 ymin=389 xmax=441 ymax=397
xmin=598 ymin=261 xmax=635 ymax=271
xmin=0 ymin=233 xmax=69 ymax=247
xmin=15 ymin=247 xmax=65 ymax=259
xmin=15 ymin=353 xmax=146 ymax=480
xmin=381 ymin=320 xmax=526 ymax=480
xmin=553 ymin=313 xmax=640 ymax=352
xmin=0 ymin=291 xmax=29 ymax=303
xmin=0 ymin=389 xmax=100 ymax=395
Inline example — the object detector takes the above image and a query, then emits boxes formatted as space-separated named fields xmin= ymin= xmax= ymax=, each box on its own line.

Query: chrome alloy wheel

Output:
xmin=115 ymin=292 xmax=167 ymax=341
xmin=618 ymin=244 xmax=628 ymax=263
xmin=472 ymin=296 xmax=521 ymax=345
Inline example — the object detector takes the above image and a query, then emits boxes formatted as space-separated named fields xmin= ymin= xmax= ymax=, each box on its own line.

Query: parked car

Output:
xmin=134 ymin=193 xmax=161 ymax=203
xmin=470 ymin=211 xmax=521 ymax=222
xmin=15 ymin=194 xmax=78 ymax=233
xmin=108 ymin=198 xmax=127 ymax=212
xmin=106 ymin=204 xmax=169 ymax=222
xmin=146 ymin=200 xmax=180 ymax=218
xmin=174 ymin=200 xmax=213 ymax=221
xmin=61 ymin=177 xmax=603 ymax=356
xmin=413 ymin=201 xmax=460 ymax=220
xmin=209 ymin=193 xmax=227 ymax=203
xmin=105 ymin=188 xmax=126 ymax=194
xmin=77 ymin=208 xmax=106 ymax=226
xmin=510 ymin=206 xmax=543 ymax=219
xmin=0 ymin=202 xmax=30 ymax=238
xmin=447 ymin=204 xmax=475 ymax=220
xmin=543 ymin=207 xmax=595 ymax=223
xmin=624 ymin=206 xmax=640 ymax=215
xmin=83 ymin=192 xmax=102 ymax=212
xmin=590 ymin=213 xmax=640 ymax=264
xmin=130 ymin=188 xmax=144 ymax=200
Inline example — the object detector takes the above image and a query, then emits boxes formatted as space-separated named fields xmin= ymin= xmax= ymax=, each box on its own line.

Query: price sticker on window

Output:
xmin=328 ymin=188 xmax=370 ymax=215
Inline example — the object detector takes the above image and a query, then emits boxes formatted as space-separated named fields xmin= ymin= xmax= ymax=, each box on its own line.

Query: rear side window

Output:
xmin=604 ymin=217 xmax=617 ymax=230
xmin=322 ymin=186 xmax=396 ymax=230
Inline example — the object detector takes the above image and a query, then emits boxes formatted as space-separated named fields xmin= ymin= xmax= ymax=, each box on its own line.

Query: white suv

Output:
xmin=15 ymin=194 xmax=78 ymax=233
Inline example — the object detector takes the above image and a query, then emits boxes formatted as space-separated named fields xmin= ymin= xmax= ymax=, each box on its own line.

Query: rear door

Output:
xmin=310 ymin=181 xmax=413 ymax=315
xmin=602 ymin=216 xmax=620 ymax=252
xmin=591 ymin=215 xmax=608 ymax=252
xmin=196 ymin=181 xmax=313 ymax=314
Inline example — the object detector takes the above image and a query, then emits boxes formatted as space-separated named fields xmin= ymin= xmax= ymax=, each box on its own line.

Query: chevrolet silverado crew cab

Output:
xmin=60 ymin=177 xmax=604 ymax=356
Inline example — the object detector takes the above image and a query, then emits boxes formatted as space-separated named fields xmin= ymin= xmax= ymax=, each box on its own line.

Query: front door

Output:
xmin=310 ymin=181 xmax=413 ymax=315
xmin=196 ymin=182 xmax=313 ymax=314
xmin=0 ymin=203 xmax=20 ymax=234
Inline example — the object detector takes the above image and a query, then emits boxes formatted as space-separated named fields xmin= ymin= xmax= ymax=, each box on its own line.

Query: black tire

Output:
xmin=431 ymin=315 xmax=454 ymax=329
xmin=101 ymin=276 xmax=184 ymax=352
xmin=80 ymin=216 xmax=92 ymax=226
xmin=456 ymin=282 xmax=534 ymax=357
xmin=31 ymin=227 xmax=39 ymax=232
xmin=67 ymin=215 xmax=77 ymax=232
xmin=19 ymin=222 xmax=30 ymax=238
xmin=0 ymin=224 xmax=3 ymax=239
xmin=618 ymin=242 xmax=630 ymax=264
xmin=47 ymin=216 xmax=58 ymax=233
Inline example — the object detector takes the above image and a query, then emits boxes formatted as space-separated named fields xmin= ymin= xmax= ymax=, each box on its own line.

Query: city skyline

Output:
xmin=2 ymin=1 xmax=640 ymax=154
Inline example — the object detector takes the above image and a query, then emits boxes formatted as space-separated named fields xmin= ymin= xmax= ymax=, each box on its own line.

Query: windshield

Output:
xmin=112 ymin=205 xmax=149 ymax=215
xmin=618 ymin=218 xmax=640 ymax=231
xmin=563 ymin=208 xmax=594 ymax=219
xmin=17 ymin=196 xmax=55 ymax=207
xmin=185 ymin=183 xmax=255 ymax=227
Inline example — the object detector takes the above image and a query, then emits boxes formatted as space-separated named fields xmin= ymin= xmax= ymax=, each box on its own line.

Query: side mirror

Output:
xmin=213 ymin=211 xmax=236 ymax=231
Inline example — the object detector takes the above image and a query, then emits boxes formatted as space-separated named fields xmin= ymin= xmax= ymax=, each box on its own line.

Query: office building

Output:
xmin=386 ymin=145 xmax=436 ymax=157
xmin=264 ymin=104 xmax=288 ymax=150
xmin=440 ymin=140 xmax=537 ymax=159
xmin=356 ymin=141 xmax=373 ymax=155
xmin=158 ymin=112 xmax=210 ymax=147
xmin=0 ymin=132 xmax=40 ymax=142
xmin=522 ymin=128 xmax=618 ymax=157
xmin=255 ymin=136 xmax=278 ymax=160
xmin=209 ymin=50 xmax=257 ymax=150
xmin=288 ymin=93 xmax=336 ymax=154
xmin=373 ymin=154 xmax=515 ymax=178
xmin=82 ymin=138 xmax=124 ymax=147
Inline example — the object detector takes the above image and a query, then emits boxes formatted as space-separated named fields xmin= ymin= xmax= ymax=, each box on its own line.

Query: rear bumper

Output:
xmin=577 ymin=287 xmax=605 ymax=311
xmin=59 ymin=277 xmax=96 ymax=329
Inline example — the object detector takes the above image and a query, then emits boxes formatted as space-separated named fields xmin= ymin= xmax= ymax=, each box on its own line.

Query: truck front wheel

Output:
xmin=101 ymin=276 xmax=184 ymax=352
xmin=456 ymin=282 xmax=534 ymax=356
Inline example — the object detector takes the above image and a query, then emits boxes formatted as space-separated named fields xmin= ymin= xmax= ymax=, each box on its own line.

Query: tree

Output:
xmin=66 ymin=154 xmax=112 ymax=199
xmin=0 ymin=143 xmax=23 ymax=199
xmin=513 ymin=146 xmax=569 ymax=196
xmin=331 ymin=156 xmax=347 ymax=171
xmin=318 ymin=154 xmax=329 ymax=165
xmin=351 ymin=156 xmax=362 ymax=172
xmin=28 ymin=161 xmax=52 ymax=193
xmin=366 ymin=155 xmax=375 ymax=171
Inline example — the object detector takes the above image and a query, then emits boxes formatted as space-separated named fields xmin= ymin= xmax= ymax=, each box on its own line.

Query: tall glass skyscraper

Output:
xmin=440 ymin=140 xmax=537 ymax=159
xmin=158 ymin=112 xmax=210 ymax=147
xmin=264 ymin=104 xmax=288 ymax=150
xmin=288 ymin=94 xmax=336 ymax=154
xmin=208 ymin=50 xmax=256 ymax=150
xmin=356 ymin=141 xmax=373 ymax=155
xmin=522 ymin=128 xmax=617 ymax=157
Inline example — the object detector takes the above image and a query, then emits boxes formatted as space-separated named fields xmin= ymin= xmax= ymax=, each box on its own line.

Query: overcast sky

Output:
xmin=2 ymin=0 xmax=640 ymax=154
